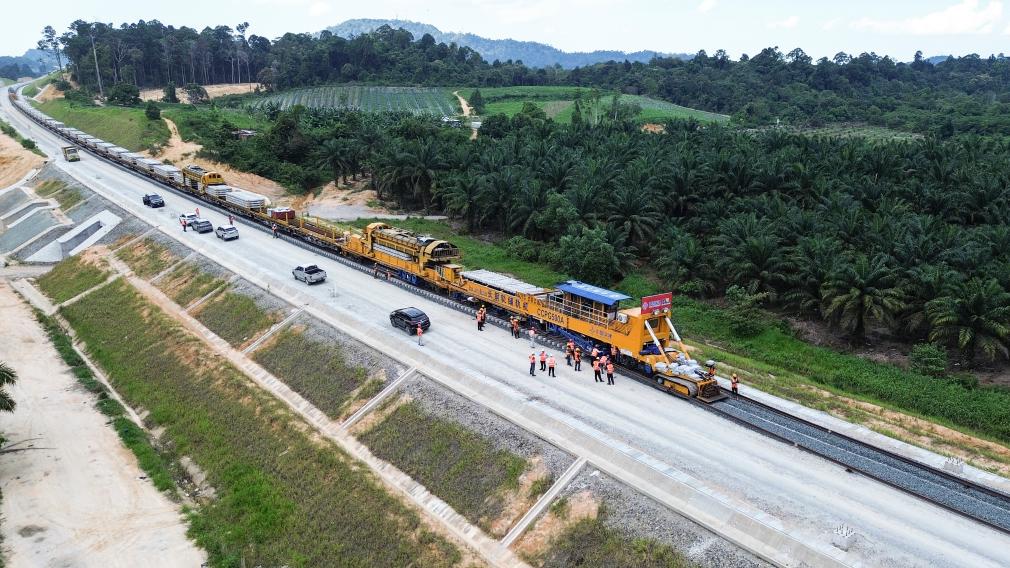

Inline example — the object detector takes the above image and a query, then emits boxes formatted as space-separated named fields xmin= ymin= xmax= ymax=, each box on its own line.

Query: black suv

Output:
xmin=390 ymin=307 xmax=430 ymax=335
xmin=142 ymin=193 xmax=164 ymax=208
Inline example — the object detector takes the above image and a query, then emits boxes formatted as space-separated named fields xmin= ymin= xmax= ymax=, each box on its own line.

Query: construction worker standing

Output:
xmin=731 ymin=373 xmax=739 ymax=395
xmin=416 ymin=324 xmax=423 ymax=346
xmin=565 ymin=344 xmax=573 ymax=367
xmin=181 ymin=217 xmax=187 ymax=232
xmin=606 ymin=361 xmax=615 ymax=385
xmin=512 ymin=317 xmax=520 ymax=338
xmin=476 ymin=310 xmax=483 ymax=331
xmin=228 ymin=213 xmax=234 ymax=225
xmin=271 ymin=222 xmax=279 ymax=238
xmin=574 ymin=347 xmax=582 ymax=371
xmin=539 ymin=350 xmax=547 ymax=371
xmin=592 ymin=359 xmax=602 ymax=383
xmin=547 ymin=355 xmax=556 ymax=377
xmin=529 ymin=353 xmax=536 ymax=376
xmin=528 ymin=327 xmax=536 ymax=348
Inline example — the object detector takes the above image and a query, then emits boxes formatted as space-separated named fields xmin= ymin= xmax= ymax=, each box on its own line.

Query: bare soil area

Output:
xmin=0 ymin=281 xmax=203 ymax=567
xmin=34 ymin=83 xmax=63 ymax=102
xmin=152 ymin=117 xmax=287 ymax=201
xmin=0 ymin=131 xmax=44 ymax=189
xmin=140 ymin=83 xmax=259 ymax=103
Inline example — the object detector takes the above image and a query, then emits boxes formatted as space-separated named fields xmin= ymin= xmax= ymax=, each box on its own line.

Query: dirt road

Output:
xmin=0 ymin=281 xmax=204 ymax=567
xmin=453 ymin=91 xmax=478 ymax=140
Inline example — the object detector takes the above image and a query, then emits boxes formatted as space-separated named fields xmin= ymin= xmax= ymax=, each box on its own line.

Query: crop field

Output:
xmin=116 ymin=237 xmax=179 ymax=279
xmin=192 ymin=290 xmax=278 ymax=346
xmin=59 ymin=280 xmax=462 ymax=566
xmin=34 ymin=99 xmax=170 ymax=152
xmin=466 ymin=86 xmax=729 ymax=124
xmin=360 ymin=400 xmax=528 ymax=530
xmin=252 ymin=86 xmax=459 ymax=115
xmin=253 ymin=327 xmax=379 ymax=419
xmin=36 ymin=253 xmax=110 ymax=304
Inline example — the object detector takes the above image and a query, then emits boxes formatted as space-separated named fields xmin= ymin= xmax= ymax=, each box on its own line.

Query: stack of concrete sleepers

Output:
xmin=224 ymin=189 xmax=267 ymax=209
xmin=152 ymin=164 xmax=183 ymax=185
xmin=204 ymin=184 xmax=233 ymax=197
xmin=134 ymin=158 xmax=162 ymax=174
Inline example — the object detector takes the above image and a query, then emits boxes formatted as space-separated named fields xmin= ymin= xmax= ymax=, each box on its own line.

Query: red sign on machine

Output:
xmin=641 ymin=292 xmax=673 ymax=314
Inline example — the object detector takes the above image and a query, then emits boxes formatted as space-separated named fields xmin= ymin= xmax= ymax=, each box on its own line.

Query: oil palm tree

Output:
xmin=0 ymin=362 xmax=17 ymax=413
xmin=927 ymin=278 xmax=1010 ymax=363
xmin=821 ymin=254 xmax=906 ymax=343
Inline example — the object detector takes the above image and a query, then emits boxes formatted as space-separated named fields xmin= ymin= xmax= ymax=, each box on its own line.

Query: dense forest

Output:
xmin=47 ymin=19 xmax=1010 ymax=133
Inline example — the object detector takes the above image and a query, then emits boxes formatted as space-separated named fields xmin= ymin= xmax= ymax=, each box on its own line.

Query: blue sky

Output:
xmin=6 ymin=0 xmax=1010 ymax=61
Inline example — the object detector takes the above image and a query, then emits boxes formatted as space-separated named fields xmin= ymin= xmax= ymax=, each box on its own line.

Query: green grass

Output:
xmin=159 ymin=263 xmax=226 ymax=307
xmin=250 ymin=86 xmax=458 ymax=115
xmin=360 ymin=401 xmax=527 ymax=531
xmin=33 ymin=179 xmax=82 ymax=209
xmin=194 ymin=291 xmax=277 ymax=346
xmin=253 ymin=328 xmax=371 ymax=419
xmin=537 ymin=508 xmax=693 ymax=568
xmin=36 ymin=254 xmax=110 ymax=303
xmin=34 ymin=309 xmax=176 ymax=494
xmin=161 ymin=104 xmax=267 ymax=143
xmin=116 ymin=237 xmax=179 ymax=279
xmin=791 ymin=123 xmax=923 ymax=142
xmin=351 ymin=218 xmax=568 ymax=288
xmin=59 ymin=279 xmax=461 ymax=567
xmin=34 ymin=179 xmax=64 ymax=197
xmin=0 ymin=116 xmax=45 ymax=156
xmin=22 ymin=85 xmax=39 ymax=98
xmin=34 ymin=99 xmax=170 ymax=152
xmin=465 ymin=87 xmax=728 ymax=124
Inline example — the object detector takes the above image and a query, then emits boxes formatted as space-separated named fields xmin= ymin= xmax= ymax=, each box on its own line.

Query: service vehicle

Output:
xmin=189 ymin=218 xmax=213 ymax=233
xmin=61 ymin=146 xmax=80 ymax=162
xmin=215 ymin=225 xmax=239 ymax=241
xmin=142 ymin=193 xmax=165 ymax=208
xmin=292 ymin=264 xmax=327 ymax=284
xmin=390 ymin=307 xmax=430 ymax=334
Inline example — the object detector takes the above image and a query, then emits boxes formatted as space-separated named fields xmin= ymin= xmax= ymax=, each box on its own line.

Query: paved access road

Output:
xmin=5 ymin=91 xmax=1010 ymax=568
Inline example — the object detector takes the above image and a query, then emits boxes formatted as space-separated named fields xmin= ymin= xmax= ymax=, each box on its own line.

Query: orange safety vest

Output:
xmin=548 ymin=357 xmax=556 ymax=368
xmin=529 ymin=354 xmax=535 ymax=363
xmin=416 ymin=325 xmax=422 ymax=335
xmin=540 ymin=352 xmax=546 ymax=362
xmin=574 ymin=350 xmax=581 ymax=361
xmin=592 ymin=360 xmax=600 ymax=371
xmin=606 ymin=363 xmax=614 ymax=374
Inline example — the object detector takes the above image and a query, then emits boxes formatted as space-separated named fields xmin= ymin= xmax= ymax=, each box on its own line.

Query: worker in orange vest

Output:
xmin=416 ymin=324 xmax=423 ymax=346
xmin=592 ymin=359 xmax=602 ymax=383
xmin=528 ymin=327 xmax=536 ymax=348
xmin=547 ymin=355 xmax=556 ymax=377
xmin=529 ymin=353 xmax=536 ymax=376
xmin=574 ymin=347 xmax=582 ymax=371
xmin=539 ymin=350 xmax=547 ymax=371
xmin=731 ymin=373 xmax=739 ymax=394
xmin=599 ymin=354 xmax=609 ymax=370
xmin=606 ymin=361 xmax=615 ymax=385
xmin=565 ymin=343 xmax=573 ymax=366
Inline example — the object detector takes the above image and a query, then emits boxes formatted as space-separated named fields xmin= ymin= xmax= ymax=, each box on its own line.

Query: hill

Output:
xmin=0 ymin=48 xmax=56 ymax=79
xmin=325 ymin=18 xmax=690 ymax=69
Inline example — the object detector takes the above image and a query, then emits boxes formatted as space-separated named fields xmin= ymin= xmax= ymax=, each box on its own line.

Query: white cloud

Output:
xmin=697 ymin=0 xmax=717 ymax=13
xmin=767 ymin=15 xmax=800 ymax=29
xmin=852 ymin=0 xmax=1002 ymax=35
xmin=822 ymin=18 xmax=840 ymax=31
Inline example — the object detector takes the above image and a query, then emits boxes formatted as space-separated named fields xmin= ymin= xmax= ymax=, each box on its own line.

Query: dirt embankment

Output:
xmin=0 ymin=130 xmax=45 ymax=189
xmin=0 ymin=281 xmax=204 ymax=566
xmin=139 ymin=83 xmax=259 ymax=104
xmin=150 ymin=117 xmax=287 ymax=201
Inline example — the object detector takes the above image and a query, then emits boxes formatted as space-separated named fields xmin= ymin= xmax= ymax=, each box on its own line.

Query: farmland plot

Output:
xmin=254 ymin=86 xmax=458 ymax=115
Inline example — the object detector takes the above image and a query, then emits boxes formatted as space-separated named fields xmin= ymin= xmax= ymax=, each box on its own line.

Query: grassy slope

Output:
xmin=34 ymin=99 xmax=170 ymax=152
xmin=253 ymin=328 xmax=376 ymax=419
xmin=36 ymin=254 xmax=110 ymax=303
xmin=538 ymin=511 xmax=693 ymax=568
xmin=360 ymin=401 xmax=527 ymax=529
xmin=115 ymin=237 xmax=179 ymax=279
xmin=193 ymin=291 xmax=277 ymax=346
xmin=161 ymin=104 xmax=267 ymax=143
xmin=60 ymin=280 xmax=461 ymax=567
xmin=159 ymin=262 xmax=227 ymax=307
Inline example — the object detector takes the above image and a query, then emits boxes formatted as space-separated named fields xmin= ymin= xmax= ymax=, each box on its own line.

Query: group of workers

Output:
xmin=527 ymin=339 xmax=615 ymax=385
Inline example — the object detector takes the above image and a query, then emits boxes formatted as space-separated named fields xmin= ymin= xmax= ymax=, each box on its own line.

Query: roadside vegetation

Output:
xmin=33 ymin=178 xmax=82 ymax=210
xmin=360 ymin=400 xmax=527 ymax=530
xmin=535 ymin=508 xmax=693 ymax=568
xmin=192 ymin=290 xmax=277 ymax=346
xmin=34 ymin=309 xmax=176 ymax=493
xmin=36 ymin=253 xmax=110 ymax=304
xmin=34 ymin=99 xmax=169 ymax=152
xmin=248 ymin=85 xmax=458 ymax=115
xmin=157 ymin=262 xmax=227 ymax=307
xmin=115 ymin=237 xmax=179 ymax=279
xmin=59 ymin=279 xmax=462 ymax=567
xmin=253 ymin=328 xmax=379 ymax=419
xmin=0 ymin=117 xmax=44 ymax=155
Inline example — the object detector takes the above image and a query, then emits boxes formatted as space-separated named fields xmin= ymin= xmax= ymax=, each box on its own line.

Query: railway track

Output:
xmin=17 ymin=90 xmax=1010 ymax=537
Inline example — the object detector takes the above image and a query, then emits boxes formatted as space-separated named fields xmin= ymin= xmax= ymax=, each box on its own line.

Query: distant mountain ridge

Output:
xmin=0 ymin=48 xmax=56 ymax=79
xmin=325 ymin=18 xmax=690 ymax=69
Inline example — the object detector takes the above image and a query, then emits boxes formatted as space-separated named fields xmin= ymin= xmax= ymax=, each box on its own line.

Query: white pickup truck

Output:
xmin=292 ymin=264 xmax=327 ymax=284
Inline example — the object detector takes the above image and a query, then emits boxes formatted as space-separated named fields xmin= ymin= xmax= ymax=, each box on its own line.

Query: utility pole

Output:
xmin=89 ymin=31 xmax=103 ymax=97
